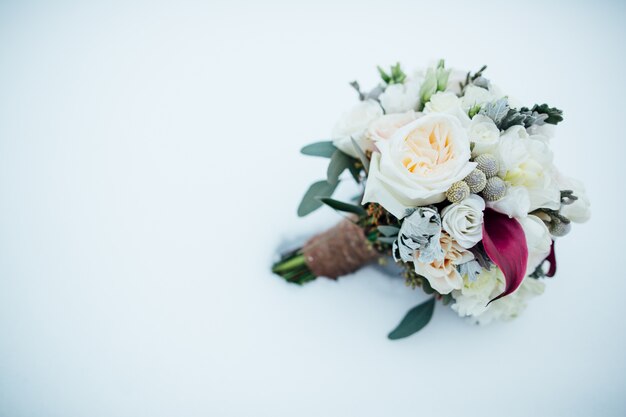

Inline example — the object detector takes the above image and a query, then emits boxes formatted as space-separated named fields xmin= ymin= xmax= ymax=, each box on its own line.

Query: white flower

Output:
xmin=363 ymin=113 xmax=476 ymax=219
xmin=331 ymin=99 xmax=383 ymax=157
xmin=519 ymin=215 xmax=552 ymax=274
xmin=444 ymin=69 xmax=467 ymax=95
xmin=495 ymin=126 xmax=560 ymax=211
xmin=441 ymin=195 xmax=485 ymax=248
xmin=452 ymin=267 xmax=502 ymax=317
xmin=461 ymin=85 xmax=494 ymax=111
xmin=468 ymin=114 xmax=500 ymax=156
xmin=472 ymin=277 xmax=545 ymax=325
xmin=487 ymin=185 xmax=531 ymax=219
xmin=367 ymin=111 xmax=418 ymax=142
xmin=424 ymin=92 xmax=470 ymax=126
xmin=378 ymin=81 xmax=420 ymax=114
xmin=415 ymin=232 xmax=474 ymax=294
xmin=555 ymin=172 xmax=591 ymax=223
xmin=452 ymin=267 xmax=545 ymax=324
xmin=527 ymin=123 xmax=556 ymax=142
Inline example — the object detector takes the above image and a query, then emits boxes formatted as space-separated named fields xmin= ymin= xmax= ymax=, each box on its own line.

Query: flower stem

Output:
xmin=272 ymin=250 xmax=317 ymax=285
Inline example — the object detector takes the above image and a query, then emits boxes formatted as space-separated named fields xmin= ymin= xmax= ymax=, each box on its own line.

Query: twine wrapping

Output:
xmin=302 ymin=219 xmax=378 ymax=279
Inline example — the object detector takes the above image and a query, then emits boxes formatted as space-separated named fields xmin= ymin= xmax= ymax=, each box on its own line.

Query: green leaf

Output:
xmin=318 ymin=197 xmax=366 ymax=216
xmin=347 ymin=161 xmax=361 ymax=183
xmin=530 ymin=103 xmax=564 ymax=125
xmin=297 ymin=180 xmax=338 ymax=217
xmin=377 ymin=225 xmax=400 ymax=237
xmin=300 ymin=141 xmax=337 ymax=158
xmin=377 ymin=66 xmax=391 ymax=84
xmin=327 ymin=149 xmax=352 ymax=185
xmin=387 ymin=297 xmax=436 ymax=340
xmin=350 ymin=137 xmax=370 ymax=173
xmin=377 ymin=236 xmax=397 ymax=244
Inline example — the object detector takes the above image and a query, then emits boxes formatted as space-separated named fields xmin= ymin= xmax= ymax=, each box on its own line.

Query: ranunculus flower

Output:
xmin=495 ymin=126 xmax=560 ymax=211
xmin=367 ymin=111 xmax=418 ymax=142
xmin=518 ymin=214 xmax=552 ymax=275
xmin=363 ymin=113 xmax=476 ymax=219
xmin=467 ymin=114 xmax=500 ymax=156
xmin=331 ymin=99 xmax=383 ymax=157
xmin=441 ymin=194 xmax=485 ymax=248
xmin=378 ymin=81 xmax=421 ymax=114
xmin=415 ymin=232 xmax=474 ymax=294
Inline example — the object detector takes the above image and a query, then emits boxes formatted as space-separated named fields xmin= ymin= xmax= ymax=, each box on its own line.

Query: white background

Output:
xmin=1 ymin=1 xmax=625 ymax=416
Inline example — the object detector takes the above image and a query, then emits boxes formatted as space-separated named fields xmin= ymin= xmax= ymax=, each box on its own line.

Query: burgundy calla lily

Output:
xmin=482 ymin=208 xmax=529 ymax=304
xmin=545 ymin=240 xmax=557 ymax=277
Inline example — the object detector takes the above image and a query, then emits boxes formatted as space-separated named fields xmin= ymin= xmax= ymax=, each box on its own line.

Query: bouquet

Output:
xmin=272 ymin=60 xmax=590 ymax=339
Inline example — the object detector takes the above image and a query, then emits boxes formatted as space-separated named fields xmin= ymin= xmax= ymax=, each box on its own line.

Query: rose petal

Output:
xmin=482 ymin=208 xmax=529 ymax=304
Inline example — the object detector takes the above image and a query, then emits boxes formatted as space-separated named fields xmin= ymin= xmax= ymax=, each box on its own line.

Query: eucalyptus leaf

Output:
xmin=350 ymin=137 xmax=369 ymax=173
xmin=377 ymin=236 xmax=398 ymax=244
xmin=327 ymin=150 xmax=352 ymax=185
xmin=297 ymin=180 xmax=338 ymax=217
xmin=318 ymin=197 xmax=366 ymax=216
xmin=388 ymin=297 xmax=436 ymax=340
xmin=300 ymin=141 xmax=337 ymax=158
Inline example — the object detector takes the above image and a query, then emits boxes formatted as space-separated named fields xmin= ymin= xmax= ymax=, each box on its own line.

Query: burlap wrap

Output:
xmin=302 ymin=219 xmax=378 ymax=279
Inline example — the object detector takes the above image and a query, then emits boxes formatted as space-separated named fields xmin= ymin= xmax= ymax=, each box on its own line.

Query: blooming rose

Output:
xmin=555 ymin=172 xmax=591 ymax=223
xmin=519 ymin=214 xmax=552 ymax=275
xmin=367 ymin=111 xmax=418 ymax=142
xmin=378 ymin=81 xmax=421 ymax=114
xmin=363 ymin=113 xmax=476 ymax=219
xmin=415 ymin=232 xmax=474 ymax=294
xmin=495 ymin=126 xmax=560 ymax=211
xmin=471 ymin=277 xmax=545 ymax=325
xmin=467 ymin=114 xmax=500 ymax=156
xmin=441 ymin=194 xmax=485 ymax=248
xmin=331 ymin=99 xmax=383 ymax=157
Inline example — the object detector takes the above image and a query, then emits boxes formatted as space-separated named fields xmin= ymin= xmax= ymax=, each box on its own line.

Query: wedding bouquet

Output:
xmin=272 ymin=60 xmax=590 ymax=339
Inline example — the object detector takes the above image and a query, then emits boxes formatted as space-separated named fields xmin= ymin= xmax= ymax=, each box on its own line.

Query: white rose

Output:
xmin=424 ymin=92 xmax=470 ymax=126
xmin=367 ymin=111 xmax=418 ymax=142
xmin=527 ymin=123 xmax=556 ymax=143
xmin=415 ymin=232 xmax=474 ymax=294
xmin=496 ymin=127 xmax=560 ymax=211
xmin=468 ymin=114 xmax=500 ymax=156
xmin=519 ymin=214 xmax=552 ymax=275
xmin=331 ymin=99 xmax=383 ymax=157
xmin=555 ymin=172 xmax=591 ymax=223
xmin=487 ymin=185 xmax=531 ymax=219
xmin=363 ymin=113 xmax=476 ymax=219
xmin=378 ymin=81 xmax=420 ymax=114
xmin=461 ymin=85 xmax=494 ymax=111
xmin=441 ymin=194 xmax=485 ymax=248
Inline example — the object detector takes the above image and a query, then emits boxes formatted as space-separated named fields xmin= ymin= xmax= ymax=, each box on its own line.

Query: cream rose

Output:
xmin=415 ymin=232 xmax=474 ymax=294
xmin=441 ymin=194 xmax=485 ymax=248
xmin=331 ymin=99 xmax=383 ymax=157
xmin=363 ymin=113 xmax=476 ymax=219
xmin=367 ymin=111 xmax=418 ymax=142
